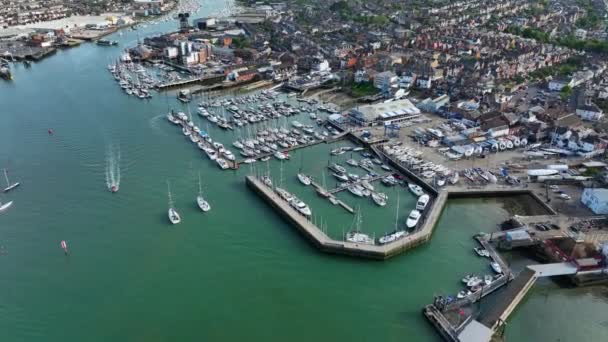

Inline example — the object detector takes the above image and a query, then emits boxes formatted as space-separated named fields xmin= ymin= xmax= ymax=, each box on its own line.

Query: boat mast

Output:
xmin=3 ymin=169 xmax=8 ymax=187
xmin=395 ymin=193 xmax=400 ymax=231
xmin=198 ymin=172 xmax=202 ymax=197
xmin=167 ymin=181 xmax=174 ymax=208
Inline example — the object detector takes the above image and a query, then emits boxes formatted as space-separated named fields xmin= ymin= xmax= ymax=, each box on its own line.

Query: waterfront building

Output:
xmin=348 ymin=99 xmax=421 ymax=126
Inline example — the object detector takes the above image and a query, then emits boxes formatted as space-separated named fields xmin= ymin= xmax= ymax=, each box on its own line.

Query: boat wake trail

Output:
xmin=105 ymin=144 xmax=121 ymax=192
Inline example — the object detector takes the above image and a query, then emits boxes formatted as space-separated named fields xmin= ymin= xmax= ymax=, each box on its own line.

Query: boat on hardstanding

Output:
xmin=406 ymin=210 xmax=421 ymax=228
xmin=167 ymin=182 xmax=181 ymax=225
xmin=2 ymin=169 xmax=20 ymax=193
xmin=408 ymin=183 xmax=424 ymax=196
xmin=416 ymin=194 xmax=430 ymax=211
xmin=297 ymin=173 xmax=311 ymax=185
xmin=196 ymin=173 xmax=211 ymax=212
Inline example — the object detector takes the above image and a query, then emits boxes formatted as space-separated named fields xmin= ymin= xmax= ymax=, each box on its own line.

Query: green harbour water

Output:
xmin=1 ymin=1 xmax=607 ymax=340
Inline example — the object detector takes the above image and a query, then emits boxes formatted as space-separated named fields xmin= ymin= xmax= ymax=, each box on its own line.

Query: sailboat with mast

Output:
xmin=345 ymin=209 xmax=374 ymax=244
xmin=196 ymin=173 xmax=211 ymax=212
xmin=2 ymin=169 xmax=20 ymax=193
xmin=378 ymin=194 xmax=407 ymax=244
xmin=167 ymin=181 xmax=181 ymax=225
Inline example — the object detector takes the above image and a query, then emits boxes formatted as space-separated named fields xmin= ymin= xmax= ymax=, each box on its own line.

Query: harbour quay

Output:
xmin=246 ymin=175 xmax=447 ymax=260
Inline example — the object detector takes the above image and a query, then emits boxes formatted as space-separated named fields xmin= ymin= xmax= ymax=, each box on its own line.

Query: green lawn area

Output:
xmin=350 ymin=82 xmax=379 ymax=98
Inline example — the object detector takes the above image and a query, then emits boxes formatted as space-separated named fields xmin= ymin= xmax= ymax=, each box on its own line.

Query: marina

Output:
xmin=2 ymin=0 xmax=608 ymax=341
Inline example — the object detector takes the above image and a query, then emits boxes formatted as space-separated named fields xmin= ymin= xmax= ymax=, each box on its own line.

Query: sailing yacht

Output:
xmin=297 ymin=173 xmax=311 ymax=185
xmin=196 ymin=173 xmax=211 ymax=212
xmin=167 ymin=182 xmax=181 ymax=225
xmin=345 ymin=210 xmax=374 ymax=245
xmin=371 ymin=192 xmax=387 ymax=206
xmin=2 ymin=169 xmax=20 ymax=193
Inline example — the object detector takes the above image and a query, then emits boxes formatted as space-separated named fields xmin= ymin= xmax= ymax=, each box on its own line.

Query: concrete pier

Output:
xmin=247 ymin=175 xmax=448 ymax=260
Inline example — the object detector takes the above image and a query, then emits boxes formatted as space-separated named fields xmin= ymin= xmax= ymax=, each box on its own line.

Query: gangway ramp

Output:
xmin=528 ymin=262 xmax=578 ymax=277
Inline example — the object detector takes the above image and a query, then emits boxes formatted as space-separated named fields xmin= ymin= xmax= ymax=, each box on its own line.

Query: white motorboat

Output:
xmin=291 ymin=121 xmax=303 ymax=128
xmin=408 ymin=183 xmax=424 ymax=196
xmin=490 ymin=262 xmax=502 ymax=274
xmin=261 ymin=176 xmax=272 ymax=187
xmin=416 ymin=194 xmax=430 ymax=211
xmin=333 ymin=172 xmax=349 ymax=182
xmin=0 ymin=200 xmax=13 ymax=213
xmin=290 ymin=197 xmax=312 ymax=217
xmin=467 ymin=277 xmax=483 ymax=288
xmin=182 ymin=127 xmax=191 ymax=136
xmin=196 ymin=173 xmax=211 ymax=212
xmin=297 ymin=173 xmax=311 ymax=185
xmin=484 ymin=275 xmax=493 ymax=285
xmin=204 ymin=147 xmax=217 ymax=160
xmin=406 ymin=210 xmax=421 ymax=228
xmin=361 ymin=180 xmax=374 ymax=191
xmin=233 ymin=141 xmax=244 ymax=149
xmin=474 ymin=247 xmax=490 ymax=257
xmin=274 ymin=151 xmax=287 ymax=160
xmin=371 ymin=192 xmax=387 ymax=206
xmin=243 ymin=158 xmax=256 ymax=164
xmin=216 ymin=158 xmax=229 ymax=169
xmin=2 ymin=169 xmax=20 ymax=193
xmin=457 ymin=290 xmax=471 ymax=299
xmin=462 ymin=274 xmax=475 ymax=284
xmin=275 ymin=187 xmax=294 ymax=202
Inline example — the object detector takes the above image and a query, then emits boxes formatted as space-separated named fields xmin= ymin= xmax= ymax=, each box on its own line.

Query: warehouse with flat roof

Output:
xmin=348 ymin=98 xmax=421 ymax=126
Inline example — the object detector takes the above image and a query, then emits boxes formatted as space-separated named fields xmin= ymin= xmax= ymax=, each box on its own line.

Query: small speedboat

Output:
xmin=111 ymin=185 xmax=118 ymax=193
xmin=462 ymin=274 xmax=475 ymax=284
xmin=297 ymin=173 xmax=311 ymax=185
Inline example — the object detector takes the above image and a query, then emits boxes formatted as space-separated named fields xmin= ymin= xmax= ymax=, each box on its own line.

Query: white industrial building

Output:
xmin=348 ymin=98 xmax=421 ymax=126
xmin=581 ymin=188 xmax=608 ymax=214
